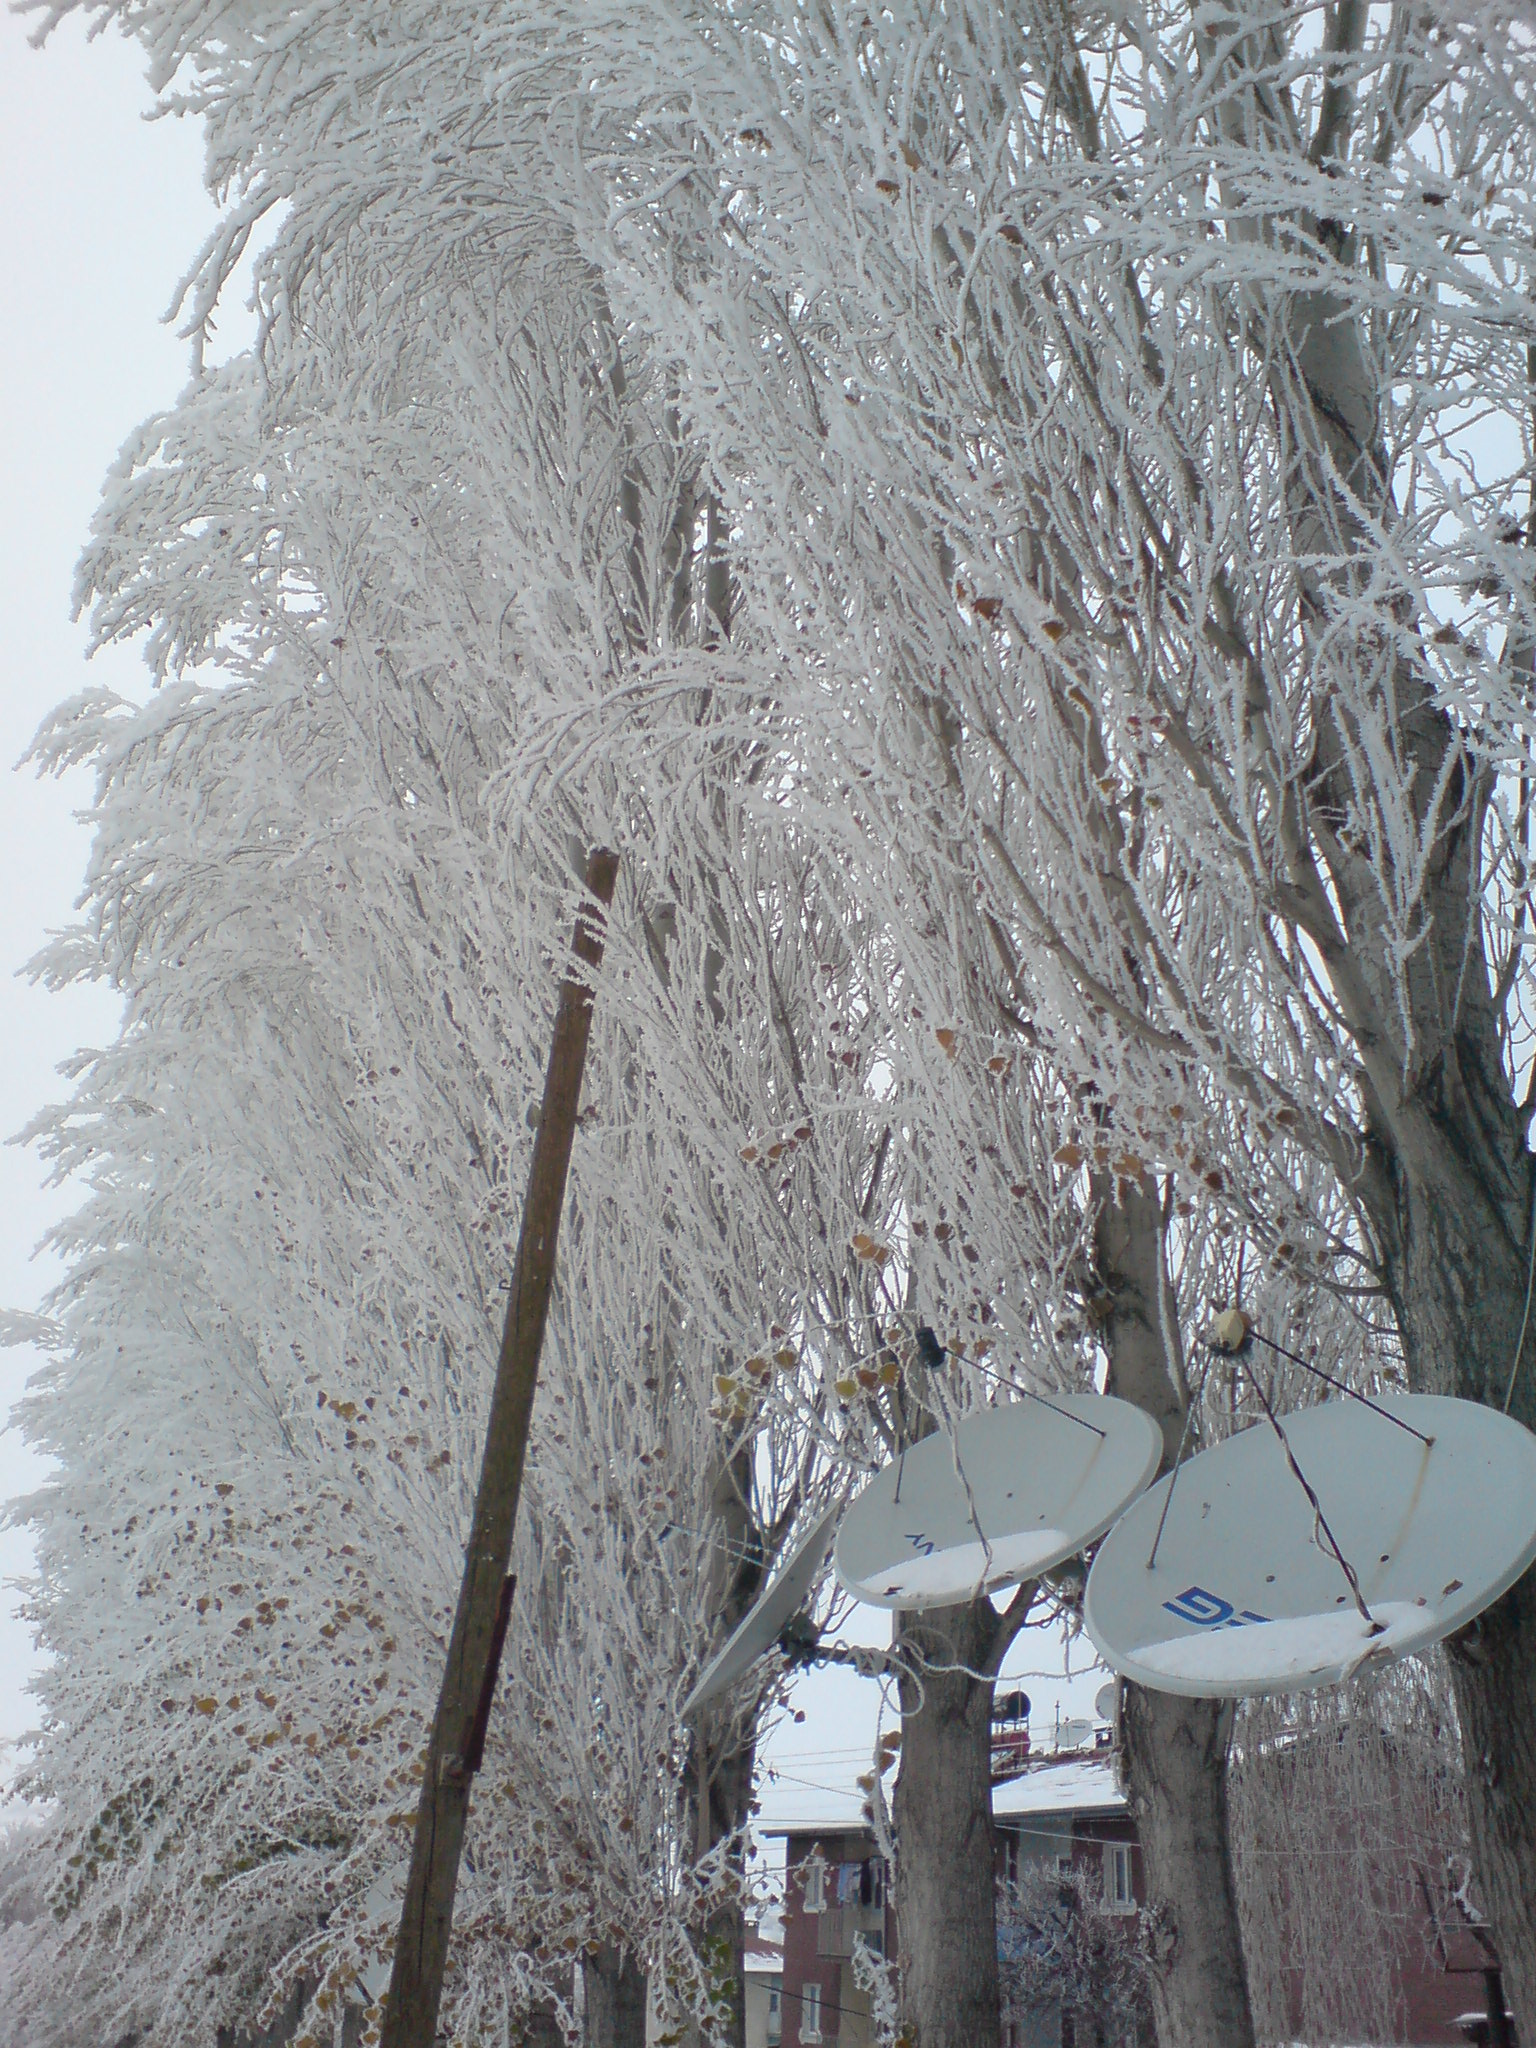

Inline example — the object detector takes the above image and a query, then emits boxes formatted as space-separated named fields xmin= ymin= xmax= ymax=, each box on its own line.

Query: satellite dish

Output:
xmin=1084 ymin=1395 xmax=1536 ymax=1698
xmin=1057 ymin=1717 xmax=1093 ymax=1751
xmin=834 ymin=1394 xmax=1162 ymax=1610
xmin=682 ymin=1502 xmax=841 ymax=1715
xmin=1094 ymin=1682 xmax=1118 ymax=1723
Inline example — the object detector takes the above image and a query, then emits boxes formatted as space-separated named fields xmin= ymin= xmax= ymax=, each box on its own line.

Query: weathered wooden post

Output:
xmin=379 ymin=848 xmax=619 ymax=2047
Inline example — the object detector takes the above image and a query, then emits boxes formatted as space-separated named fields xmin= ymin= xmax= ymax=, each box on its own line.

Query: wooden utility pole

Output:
xmin=379 ymin=847 xmax=619 ymax=2048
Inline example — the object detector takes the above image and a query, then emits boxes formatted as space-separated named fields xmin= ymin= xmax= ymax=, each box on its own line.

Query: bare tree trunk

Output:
xmin=892 ymin=1593 xmax=1028 ymax=2048
xmin=1447 ymin=1574 xmax=1536 ymax=2041
xmin=686 ymin=1723 xmax=757 ymax=2048
xmin=1344 ymin=852 xmax=1536 ymax=2047
xmin=380 ymin=850 xmax=619 ymax=2048
xmin=1094 ymin=1177 xmax=1258 ymax=2048
xmin=524 ymin=2002 xmax=567 ymax=2047
xmin=1120 ymin=1688 xmax=1254 ymax=2048
xmin=216 ymin=1981 xmax=311 ymax=2048
xmin=584 ymin=1944 xmax=648 ymax=2048
xmin=1378 ymin=1167 xmax=1536 ymax=2040
xmin=1235 ymin=102 xmax=1536 ymax=2031
xmin=677 ymin=1418 xmax=778 ymax=2048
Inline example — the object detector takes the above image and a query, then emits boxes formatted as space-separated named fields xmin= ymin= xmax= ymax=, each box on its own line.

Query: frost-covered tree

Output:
xmin=998 ymin=1858 xmax=1152 ymax=2048
xmin=1230 ymin=1657 xmax=1471 ymax=2048
xmin=18 ymin=0 xmax=1536 ymax=2042
xmin=4 ymin=9 xmax=1136 ymax=2044
xmin=0 ymin=651 xmax=735 ymax=2041
xmin=502 ymin=0 xmax=1536 ymax=2031
xmin=0 ymin=139 xmax=896 ymax=2046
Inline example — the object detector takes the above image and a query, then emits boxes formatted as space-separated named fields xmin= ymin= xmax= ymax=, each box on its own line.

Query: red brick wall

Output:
xmin=779 ymin=1830 xmax=894 ymax=2044
xmin=783 ymin=1806 xmax=1481 ymax=2044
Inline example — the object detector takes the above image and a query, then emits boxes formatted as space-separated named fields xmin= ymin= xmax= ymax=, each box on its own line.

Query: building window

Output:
xmin=1103 ymin=1840 xmax=1136 ymax=1913
xmin=802 ymin=1982 xmax=823 ymax=2042
xmin=801 ymin=1851 xmax=827 ymax=1915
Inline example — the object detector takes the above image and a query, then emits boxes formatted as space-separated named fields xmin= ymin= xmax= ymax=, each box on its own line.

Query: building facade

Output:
xmin=765 ymin=1753 xmax=1497 ymax=2048
xmin=746 ymin=1929 xmax=785 ymax=2048
xmin=771 ymin=1827 xmax=893 ymax=2046
xmin=765 ymin=1760 xmax=1127 ymax=2048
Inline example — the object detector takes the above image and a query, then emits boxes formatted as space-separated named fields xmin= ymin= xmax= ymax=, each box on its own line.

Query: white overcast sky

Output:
xmin=0 ymin=6 xmax=1106 ymax=1817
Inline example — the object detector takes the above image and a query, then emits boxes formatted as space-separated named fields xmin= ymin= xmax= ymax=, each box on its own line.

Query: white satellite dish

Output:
xmin=833 ymin=1394 xmax=1162 ymax=1610
xmin=1084 ymin=1394 xmax=1536 ymax=1699
xmin=1094 ymin=1681 xmax=1118 ymax=1723
xmin=682 ymin=1501 xmax=841 ymax=1715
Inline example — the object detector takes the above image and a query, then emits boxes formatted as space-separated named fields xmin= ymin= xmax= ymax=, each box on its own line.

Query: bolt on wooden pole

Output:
xmin=379 ymin=847 xmax=619 ymax=2048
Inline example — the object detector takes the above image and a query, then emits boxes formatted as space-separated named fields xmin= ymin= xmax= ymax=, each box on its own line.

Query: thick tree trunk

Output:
xmin=1383 ymin=1164 xmax=1536 ymax=2041
xmin=215 ymin=1981 xmax=311 ymax=2048
xmin=1448 ymin=1574 xmax=1536 ymax=2048
xmin=523 ymin=2003 xmax=566 ymax=2047
xmin=1094 ymin=1178 xmax=1258 ymax=2048
xmin=1325 ymin=946 xmax=1536 ymax=2048
xmin=684 ymin=1728 xmax=761 ymax=2048
xmin=682 ymin=1438 xmax=766 ymax=2048
xmin=892 ymin=1598 xmax=1007 ymax=2048
xmin=692 ymin=1727 xmax=757 ymax=2048
xmin=1120 ymin=1688 xmax=1256 ymax=2048
xmin=584 ymin=1944 xmax=648 ymax=2048
xmin=1242 ymin=97 xmax=1536 ymax=2035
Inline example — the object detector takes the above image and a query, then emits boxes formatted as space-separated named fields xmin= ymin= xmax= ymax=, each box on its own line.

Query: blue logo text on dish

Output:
xmin=1162 ymin=1585 xmax=1271 ymax=1628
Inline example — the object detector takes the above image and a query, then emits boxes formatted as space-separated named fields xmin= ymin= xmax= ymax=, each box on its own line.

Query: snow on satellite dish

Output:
xmin=833 ymin=1393 xmax=1162 ymax=1610
xmin=681 ymin=1501 xmax=841 ymax=1716
xmin=1084 ymin=1394 xmax=1536 ymax=1698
